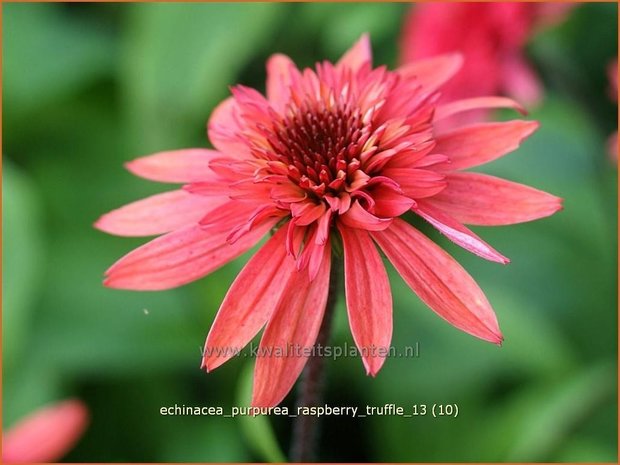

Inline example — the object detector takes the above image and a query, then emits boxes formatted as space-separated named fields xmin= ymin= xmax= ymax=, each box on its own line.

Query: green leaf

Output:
xmin=297 ymin=3 xmax=406 ymax=66
xmin=236 ymin=362 xmax=287 ymax=463
xmin=2 ymin=359 xmax=63 ymax=428
xmin=160 ymin=416 xmax=250 ymax=462
xmin=555 ymin=438 xmax=618 ymax=462
xmin=28 ymin=233 xmax=200 ymax=376
xmin=2 ymin=161 xmax=45 ymax=372
xmin=504 ymin=361 xmax=616 ymax=461
xmin=3 ymin=4 xmax=115 ymax=117
xmin=121 ymin=2 xmax=284 ymax=152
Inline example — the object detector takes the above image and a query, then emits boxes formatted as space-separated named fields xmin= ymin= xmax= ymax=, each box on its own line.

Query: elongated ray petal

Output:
xmin=372 ymin=219 xmax=503 ymax=344
xmin=251 ymin=243 xmax=331 ymax=407
xmin=339 ymin=224 xmax=392 ymax=376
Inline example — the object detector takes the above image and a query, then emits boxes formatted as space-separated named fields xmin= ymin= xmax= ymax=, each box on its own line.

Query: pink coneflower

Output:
xmin=2 ymin=399 xmax=89 ymax=463
xmin=400 ymin=2 xmax=574 ymax=123
xmin=97 ymin=35 xmax=562 ymax=407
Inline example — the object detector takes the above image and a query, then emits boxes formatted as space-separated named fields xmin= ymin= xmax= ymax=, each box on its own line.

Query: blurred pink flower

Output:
xmin=608 ymin=58 xmax=618 ymax=162
xmin=2 ymin=399 xmax=89 ymax=463
xmin=97 ymin=36 xmax=562 ymax=407
xmin=400 ymin=2 xmax=573 ymax=123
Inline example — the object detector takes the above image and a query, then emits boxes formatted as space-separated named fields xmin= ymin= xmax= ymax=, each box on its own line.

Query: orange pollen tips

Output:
xmin=266 ymin=102 xmax=371 ymax=198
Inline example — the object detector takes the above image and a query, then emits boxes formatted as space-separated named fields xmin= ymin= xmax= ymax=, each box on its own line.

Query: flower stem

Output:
xmin=289 ymin=254 xmax=342 ymax=463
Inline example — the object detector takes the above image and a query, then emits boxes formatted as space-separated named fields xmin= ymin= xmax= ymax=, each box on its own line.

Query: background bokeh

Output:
xmin=2 ymin=2 xmax=618 ymax=462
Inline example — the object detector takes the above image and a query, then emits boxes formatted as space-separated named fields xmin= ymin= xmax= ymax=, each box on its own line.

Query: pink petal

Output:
xmin=251 ymin=243 xmax=331 ymax=407
xmin=371 ymin=183 xmax=415 ymax=217
xmin=202 ymin=225 xmax=296 ymax=371
xmin=230 ymin=85 xmax=273 ymax=126
xmin=336 ymin=34 xmax=372 ymax=72
xmin=270 ymin=182 xmax=306 ymax=203
xmin=434 ymin=97 xmax=527 ymax=122
xmin=290 ymin=201 xmax=326 ymax=226
xmin=382 ymin=167 xmax=447 ymax=199
xmin=207 ymin=97 xmax=250 ymax=158
xmin=426 ymin=172 xmax=563 ymax=226
xmin=397 ymin=54 xmax=464 ymax=95
xmin=413 ymin=200 xmax=509 ymax=264
xmin=188 ymin=165 xmax=270 ymax=199
xmin=297 ymin=239 xmax=327 ymax=282
xmin=371 ymin=218 xmax=503 ymax=344
xmin=535 ymin=2 xmax=576 ymax=28
xmin=95 ymin=190 xmax=224 ymax=237
xmin=3 ymin=399 xmax=88 ymax=464
xmin=502 ymin=56 xmax=543 ymax=106
xmin=399 ymin=2 xmax=462 ymax=65
xmin=184 ymin=180 xmax=236 ymax=197
xmin=266 ymin=53 xmax=297 ymax=111
xmin=338 ymin=224 xmax=392 ymax=376
xmin=339 ymin=201 xmax=392 ymax=231
xmin=314 ymin=209 xmax=332 ymax=246
xmin=104 ymin=218 xmax=275 ymax=291
xmin=411 ymin=153 xmax=450 ymax=169
xmin=383 ymin=141 xmax=437 ymax=169
xmin=200 ymin=200 xmax=264 ymax=233
xmin=226 ymin=204 xmax=287 ymax=244
xmin=296 ymin=223 xmax=330 ymax=280
xmin=285 ymin=221 xmax=306 ymax=258
xmin=433 ymin=120 xmax=539 ymax=171
xmin=125 ymin=149 xmax=219 ymax=183
xmin=335 ymin=192 xmax=353 ymax=215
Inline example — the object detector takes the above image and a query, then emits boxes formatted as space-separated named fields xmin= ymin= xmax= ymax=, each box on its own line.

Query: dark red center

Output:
xmin=266 ymin=101 xmax=369 ymax=197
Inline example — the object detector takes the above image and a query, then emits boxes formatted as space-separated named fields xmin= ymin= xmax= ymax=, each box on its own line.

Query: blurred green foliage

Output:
xmin=2 ymin=2 xmax=617 ymax=462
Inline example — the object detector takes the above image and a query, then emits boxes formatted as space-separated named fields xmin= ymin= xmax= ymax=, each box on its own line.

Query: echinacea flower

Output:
xmin=400 ymin=2 xmax=574 ymax=124
xmin=2 ymin=399 xmax=89 ymax=463
xmin=97 ymin=35 xmax=562 ymax=407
